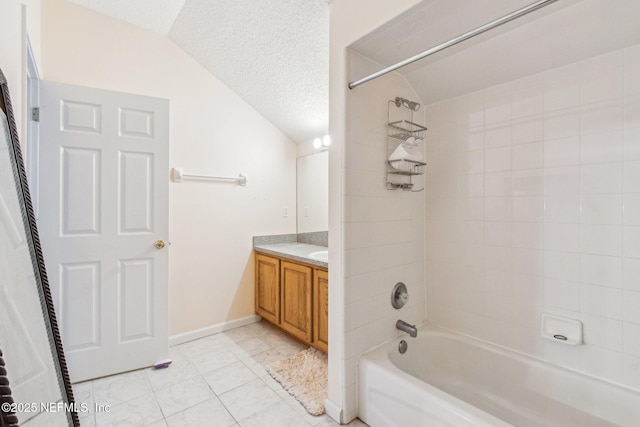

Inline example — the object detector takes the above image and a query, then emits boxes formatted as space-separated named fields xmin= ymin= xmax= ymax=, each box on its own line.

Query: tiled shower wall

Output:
xmin=424 ymin=43 xmax=640 ymax=390
xmin=342 ymin=53 xmax=425 ymax=419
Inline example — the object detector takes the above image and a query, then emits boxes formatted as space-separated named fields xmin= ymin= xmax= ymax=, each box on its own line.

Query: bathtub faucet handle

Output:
xmin=396 ymin=319 xmax=417 ymax=338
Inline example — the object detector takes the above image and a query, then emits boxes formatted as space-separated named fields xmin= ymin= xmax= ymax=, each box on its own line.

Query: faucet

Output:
xmin=396 ymin=320 xmax=417 ymax=338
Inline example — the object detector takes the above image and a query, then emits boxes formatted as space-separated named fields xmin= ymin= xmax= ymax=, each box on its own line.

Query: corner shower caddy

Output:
xmin=386 ymin=97 xmax=426 ymax=191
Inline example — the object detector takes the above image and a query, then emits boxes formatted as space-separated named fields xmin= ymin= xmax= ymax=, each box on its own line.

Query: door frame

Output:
xmin=25 ymin=35 xmax=40 ymax=219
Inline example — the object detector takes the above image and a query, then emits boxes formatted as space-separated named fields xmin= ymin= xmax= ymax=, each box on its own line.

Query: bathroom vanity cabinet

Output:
xmin=255 ymin=253 xmax=328 ymax=352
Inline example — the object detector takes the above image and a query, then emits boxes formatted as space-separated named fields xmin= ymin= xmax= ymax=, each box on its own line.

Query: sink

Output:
xmin=309 ymin=250 xmax=328 ymax=261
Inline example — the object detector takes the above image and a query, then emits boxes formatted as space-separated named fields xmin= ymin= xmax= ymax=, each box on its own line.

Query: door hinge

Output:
xmin=31 ymin=107 xmax=40 ymax=122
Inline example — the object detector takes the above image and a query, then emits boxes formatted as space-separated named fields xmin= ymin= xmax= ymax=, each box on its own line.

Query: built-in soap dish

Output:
xmin=541 ymin=313 xmax=582 ymax=345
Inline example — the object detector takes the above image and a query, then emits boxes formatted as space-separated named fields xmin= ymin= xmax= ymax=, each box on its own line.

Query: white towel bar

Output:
xmin=171 ymin=167 xmax=247 ymax=186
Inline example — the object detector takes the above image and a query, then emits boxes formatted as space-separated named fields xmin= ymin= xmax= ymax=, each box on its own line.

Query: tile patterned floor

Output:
xmin=73 ymin=321 xmax=367 ymax=427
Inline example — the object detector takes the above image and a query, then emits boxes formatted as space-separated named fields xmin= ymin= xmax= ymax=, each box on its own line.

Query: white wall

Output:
xmin=0 ymin=0 xmax=41 ymax=149
xmin=327 ymin=0 xmax=422 ymax=422
xmin=41 ymin=0 xmax=297 ymax=336
xmin=424 ymin=44 xmax=640 ymax=390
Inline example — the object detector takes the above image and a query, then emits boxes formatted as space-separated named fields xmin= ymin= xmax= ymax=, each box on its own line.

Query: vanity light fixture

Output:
xmin=313 ymin=135 xmax=331 ymax=150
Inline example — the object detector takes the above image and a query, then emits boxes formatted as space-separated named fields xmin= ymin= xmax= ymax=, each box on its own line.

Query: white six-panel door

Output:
xmin=38 ymin=81 xmax=169 ymax=382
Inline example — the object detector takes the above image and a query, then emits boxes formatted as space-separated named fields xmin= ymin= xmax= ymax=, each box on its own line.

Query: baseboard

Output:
xmin=324 ymin=398 xmax=342 ymax=424
xmin=169 ymin=314 xmax=261 ymax=346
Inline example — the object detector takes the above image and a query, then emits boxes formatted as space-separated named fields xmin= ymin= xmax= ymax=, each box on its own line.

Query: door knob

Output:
xmin=154 ymin=240 xmax=165 ymax=249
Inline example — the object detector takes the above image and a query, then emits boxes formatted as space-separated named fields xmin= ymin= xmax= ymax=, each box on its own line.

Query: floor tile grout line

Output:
xmin=76 ymin=322 xmax=334 ymax=427
xmin=215 ymin=392 xmax=241 ymax=427
xmin=155 ymin=374 xmax=217 ymax=422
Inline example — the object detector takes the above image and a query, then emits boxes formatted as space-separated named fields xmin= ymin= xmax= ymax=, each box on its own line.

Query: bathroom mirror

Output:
xmin=296 ymin=150 xmax=328 ymax=234
xmin=0 ymin=68 xmax=78 ymax=426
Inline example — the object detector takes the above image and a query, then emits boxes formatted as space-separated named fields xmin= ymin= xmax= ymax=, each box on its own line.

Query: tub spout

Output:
xmin=396 ymin=320 xmax=417 ymax=337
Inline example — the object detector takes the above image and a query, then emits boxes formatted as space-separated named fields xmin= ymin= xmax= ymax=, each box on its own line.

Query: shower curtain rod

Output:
xmin=348 ymin=0 xmax=559 ymax=90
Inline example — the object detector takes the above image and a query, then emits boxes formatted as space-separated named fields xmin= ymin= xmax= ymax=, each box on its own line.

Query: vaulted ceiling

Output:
xmin=67 ymin=0 xmax=329 ymax=143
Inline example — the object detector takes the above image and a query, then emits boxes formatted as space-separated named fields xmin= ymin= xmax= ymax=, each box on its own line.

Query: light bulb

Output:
xmin=322 ymin=135 xmax=331 ymax=147
xmin=313 ymin=138 xmax=322 ymax=149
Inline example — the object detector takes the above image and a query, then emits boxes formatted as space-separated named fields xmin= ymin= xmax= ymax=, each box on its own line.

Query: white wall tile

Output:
xmin=579 ymin=254 xmax=622 ymax=288
xmin=623 ymin=354 xmax=640 ymax=390
xmin=544 ymin=136 xmax=580 ymax=167
xmin=513 ymin=248 xmax=543 ymax=276
xmin=512 ymin=169 xmax=544 ymax=196
xmin=512 ymin=117 xmax=544 ymax=145
xmin=624 ymin=62 xmax=640 ymax=98
xmin=466 ymin=150 xmax=485 ymax=174
xmin=484 ymin=245 xmax=512 ymax=272
xmin=545 ymin=194 xmax=580 ymax=223
xmin=623 ymin=258 xmax=640 ymax=292
xmin=623 ymin=128 xmax=640 ymax=161
xmin=581 ymin=314 xmax=622 ymax=351
xmin=544 ymin=166 xmax=580 ymax=195
xmin=485 ymin=269 xmax=512 ymax=295
xmin=462 ymin=197 xmax=485 ymax=221
xmin=544 ymin=278 xmax=580 ymax=311
xmin=485 ymin=125 xmax=511 ymax=148
xmin=484 ymin=222 xmax=511 ymax=247
xmin=580 ymin=224 xmax=622 ymax=257
xmin=544 ymin=109 xmax=580 ymax=139
xmin=624 ymin=96 xmax=640 ymax=129
xmin=623 ymin=291 xmax=640 ymax=325
xmin=485 ymin=172 xmax=512 ymax=197
xmin=580 ymin=103 xmax=624 ymax=135
xmin=466 ymin=129 xmax=485 ymax=151
xmin=581 ymin=163 xmax=623 ymax=194
xmin=465 ymin=174 xmax=484 ymax=197
xmin=623 ymin=323 xmax=640 ymax=357
xmin=623 ymin=226 xmax=640 ymax=258
xmin=485 ymin=147 xmax=512 ymax=172
xmin=512 ymin=196 xmax=544 ymax=222
xmin=551 ymin=345 xmax=622 ymax=383
xmin=580 ymin=130 xmax=623 ymax=164
xmin=624 ymin=44 xmax=640 ymax=65
xmin=623 ymin=161 xmax=640 ymax=192
xmin=513 ymin=141 xmax=544 ymax=170
xmin=580 ymin=284 xmax=622 ymax=319
xmin=422 ymin=44 xmax=640 ymax=393
xmin=512 ymin=222 xmax=543 ymax=249
xmin=345 ymin=66 xmax=427 ymax=419
xmin=580 ymin=194 xmax=623 ymax=225
xmin=544 ymin=223 xmax=580 ymax=253
xmin=544 ymin=251 xmax=579 ymax=281
xmin=485 ymin=197 xmax=511 ymax=222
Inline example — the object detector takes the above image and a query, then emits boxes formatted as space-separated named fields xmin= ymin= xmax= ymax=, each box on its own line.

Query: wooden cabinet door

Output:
xmin=280 ymin=261 xmax=312 ymax=342
xmin=255 ymin=254 xmax=280 ymax=324
xmin=313 ymin=269 xmax=329 ymax=352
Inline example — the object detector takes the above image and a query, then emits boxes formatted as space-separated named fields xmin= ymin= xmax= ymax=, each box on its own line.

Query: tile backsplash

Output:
xmin=424 ymin=43 xmax=640 ymax=390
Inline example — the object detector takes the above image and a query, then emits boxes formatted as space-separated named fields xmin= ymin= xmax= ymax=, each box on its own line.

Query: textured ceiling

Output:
xmin=65 ymin=0 xmax=329 ymax=143
xmin=168 ymin=0 xmax=329 ymax=143
xmin=67 ymin=0 xmax=186 ymax=34
xmin=350 ymin=0 xmax=640 ymax=106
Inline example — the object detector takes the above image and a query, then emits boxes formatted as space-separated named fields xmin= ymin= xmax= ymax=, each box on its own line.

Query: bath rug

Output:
xmin=266 ymin=347 xmax=327 ymax=416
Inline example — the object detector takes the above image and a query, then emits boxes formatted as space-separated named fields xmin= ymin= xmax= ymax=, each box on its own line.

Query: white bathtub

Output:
xmin=358 ymin=326 xmax=640 ymax=427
